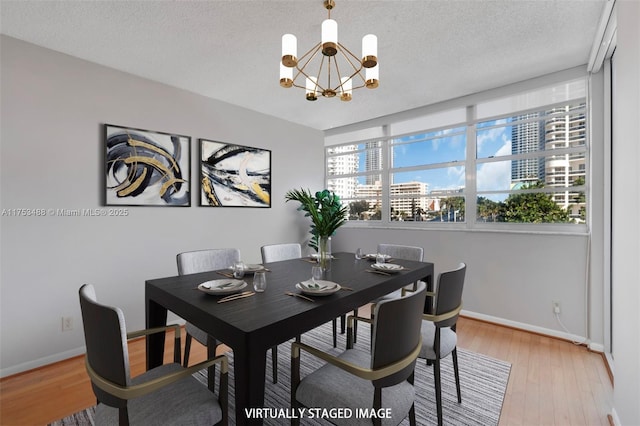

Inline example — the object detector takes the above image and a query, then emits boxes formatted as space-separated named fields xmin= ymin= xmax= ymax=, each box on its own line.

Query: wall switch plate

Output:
xmin=62 ymin=316 xmax=74 ymax=332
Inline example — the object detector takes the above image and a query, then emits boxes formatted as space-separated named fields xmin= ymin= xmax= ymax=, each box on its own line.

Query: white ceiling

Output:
xmin=1 ymin=0 xmax=606 ymax=131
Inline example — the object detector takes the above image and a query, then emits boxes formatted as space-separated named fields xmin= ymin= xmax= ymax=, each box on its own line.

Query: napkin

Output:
xmin=300 ymin=280 xmax=337 ymax=291
xmin=212 ymin=280 xmax=243 ymax=289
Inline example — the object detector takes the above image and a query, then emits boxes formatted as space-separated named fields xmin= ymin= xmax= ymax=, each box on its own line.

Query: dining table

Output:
xmin=145 ymin=252 xmax=434 ymax=425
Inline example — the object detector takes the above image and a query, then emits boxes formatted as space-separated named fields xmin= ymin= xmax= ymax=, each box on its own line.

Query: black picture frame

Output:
xmin=199 ymin=139 xmax=271 ymax=208
xmin=105 ymin=124 xmax=191 ymax=206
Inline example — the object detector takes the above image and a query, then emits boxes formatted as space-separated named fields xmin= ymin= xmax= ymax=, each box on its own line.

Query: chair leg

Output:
xmin=433 ymin=359 xmax=443 ymax=426
xmin=352 ymin=309 xmax=358 ymax=343
xmin=271 ymin=345 xmax=278 ymax=384
xmin=373 ymin=387 xmax=382 ymax=426
xmin=183 ymin=333 xmax=193 ymax=367
xmin=332 ymin=318 xmax=338 ymax=348
xmin=452 ymin=347 xmax=462 ymax=403
xmin=409 ymin=403 xmax=417 ymax=426
xmin=340 ymin=314 xmax=346 ymax=334
xmin=119 ymin=406 xmax=130 ymax=426
xmin=291 ymin=349 xmax=301 ymax=426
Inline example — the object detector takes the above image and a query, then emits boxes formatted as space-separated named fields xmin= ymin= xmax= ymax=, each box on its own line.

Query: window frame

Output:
xmin=325 ymin=71 xmax=590 ymax=235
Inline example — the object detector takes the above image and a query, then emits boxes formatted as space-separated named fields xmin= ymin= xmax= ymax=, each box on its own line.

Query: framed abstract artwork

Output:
xmin=105 ymin=124 xmax=190 ymax=206
xmin=199 ymin=139 xmax=271 ymax=208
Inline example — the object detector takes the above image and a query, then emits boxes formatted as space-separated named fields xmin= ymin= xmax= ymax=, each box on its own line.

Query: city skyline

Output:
xmin=327 ymin=103 xmax=586 ymax=220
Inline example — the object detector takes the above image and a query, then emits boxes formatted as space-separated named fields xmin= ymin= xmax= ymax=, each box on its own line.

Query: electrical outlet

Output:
xmin=62 ymin=316 xmax=74 ymax=332
xmin=552 ymin=301 xmax=561 ymax=314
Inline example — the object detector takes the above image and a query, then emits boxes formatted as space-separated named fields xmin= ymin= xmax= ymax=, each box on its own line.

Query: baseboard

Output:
xmin=609 ymin=408 xmax=621 ymax=426
xmin=1 ymin=323 xmax=188 ymax=379
xmin=0 ymin=346 xmax=86 ymax=379
xmin=461 ymin=309 xmax=594 ymax=347
xmin=602 ymin=351 xmax=615 ymax=385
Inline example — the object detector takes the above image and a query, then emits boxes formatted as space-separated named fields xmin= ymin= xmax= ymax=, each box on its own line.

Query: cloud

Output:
xmin=477 ymin=140 xmax=512 ymax=192
xmin=477 ymin=121 xmax=509 ymax=155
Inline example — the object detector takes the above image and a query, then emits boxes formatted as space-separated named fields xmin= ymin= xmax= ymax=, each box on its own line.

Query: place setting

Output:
xmin=287 ymin=265 xmax=351 ymax=302
xmin=195 ymin=279 xmax=255 ymax=303
xmin=217 ymin=260 xmax=269 ymax=278
xmin=361 ymin=251 xmax=406 ymax=276
xmin=197 ymin=266 xmax=270 ymax=303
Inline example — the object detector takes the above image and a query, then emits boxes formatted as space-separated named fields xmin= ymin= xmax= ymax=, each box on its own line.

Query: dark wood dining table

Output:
xmin=145 ymin=252 xmax=434 ymax=425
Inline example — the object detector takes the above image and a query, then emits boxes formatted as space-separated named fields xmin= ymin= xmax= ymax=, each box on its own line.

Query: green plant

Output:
xmin=285 ymin=188 xmax=348 ymax=251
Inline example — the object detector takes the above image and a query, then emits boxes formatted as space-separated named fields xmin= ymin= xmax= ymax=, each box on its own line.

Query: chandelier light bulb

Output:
xmin=321 ymin=19 xmax=338 ymax=56
xmin=362 ymin=34 xmax=377 ymax=68
xmin=340 ymin=77 xmax=352 ymax=101
xmin=306 ymin=76 xmax=318 ymax=101
xmin=282 ymin=34 xmax=298 ymax=67
xmin=366 ymin=65 xmax=379 ymax=89
xmin=280 ymin=62 xmax=293 ymax=88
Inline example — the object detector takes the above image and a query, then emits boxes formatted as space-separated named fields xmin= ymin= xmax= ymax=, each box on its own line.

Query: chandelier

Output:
xmin=279 ymin=0 xmax=378 ymax=102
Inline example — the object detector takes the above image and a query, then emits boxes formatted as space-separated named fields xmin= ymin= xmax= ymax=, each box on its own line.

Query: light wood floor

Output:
xmin=0 ymin=316 xmax=613 ymax=426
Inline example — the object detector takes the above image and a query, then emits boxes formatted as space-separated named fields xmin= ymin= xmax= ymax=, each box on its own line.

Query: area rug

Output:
xmin=50 ymin=322 xmax=510 ymax=425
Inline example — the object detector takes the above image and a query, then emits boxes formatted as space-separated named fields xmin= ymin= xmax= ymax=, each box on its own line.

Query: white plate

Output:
xmin=198 ymin=279 xmax=247 ymax=295
xmin=309 ymin=254 xmax=335 ymax=260
xmin=365 ymin=254 xmax=391 ymax=261
xmin=371 ymin=263 xmax=404 ymax=273
xmin=244 ymin=264 xmax=266 ymax=273
xmin=296 ymin=280 xmax=341 ymax=296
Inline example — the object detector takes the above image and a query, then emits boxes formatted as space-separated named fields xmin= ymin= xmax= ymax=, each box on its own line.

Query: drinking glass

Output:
xmin=253 ymin=271 xmax=267 ymax=292
xmin=311 ymin=265 xmax=323 ymax=284
xmin=232 ymin=261 xmax=245 ymax=279
xmin=355 ymin=248 xmax=363 ymax=260
xmin=375 ymin=253 xmax=386 ymax=265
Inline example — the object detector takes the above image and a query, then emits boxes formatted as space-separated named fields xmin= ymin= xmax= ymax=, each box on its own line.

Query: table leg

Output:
xmin=146 ymin=298 xmax=167 ymax=370
xmin=207 ymin=335 xmax=218 ymax=392
xmin=233 ymin=345 xmax=268 ymax=426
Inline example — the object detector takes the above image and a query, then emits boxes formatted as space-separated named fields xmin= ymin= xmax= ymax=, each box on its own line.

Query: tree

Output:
xmin=477 ymin=197 xmax=503 ymax=222
xmin=503 ymin=182 xmax=570 ymax=223
xmin=571 ymin=176 xmax=586 ymax=222
xmin=349 ymin=200 xmax=370 ymax=219
xmin=440 ymin=196 xmax=465 ymax=222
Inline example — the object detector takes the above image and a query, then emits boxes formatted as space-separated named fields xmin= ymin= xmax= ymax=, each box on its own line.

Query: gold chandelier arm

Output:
xmin=337 ymin=42 xmax=366 ymax=78
xmin=293 ymin=43 xmax=328 ymax=92
xmin=297 ymin=42 xmax=322 ymax=66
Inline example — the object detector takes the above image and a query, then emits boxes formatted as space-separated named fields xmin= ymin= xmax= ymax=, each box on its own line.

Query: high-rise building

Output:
xmin=511 ymin=113 xmax=545 ymax=184
xmin=364 ymin=141 xmax=381 ymax=185
xmin=510 ymin=106 xmax=586 ymax=221
xmin=544 ymin=105 xmax=586 ymax=219
xmin=326 ymin=145 xmax=358 ymax=198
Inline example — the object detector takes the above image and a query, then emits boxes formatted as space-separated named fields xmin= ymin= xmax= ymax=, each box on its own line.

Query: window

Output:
xmin=390 ymin=127 xmax=466 ymax=222
xmin=325 ymin=76 xmax=588 ymax=231
xmin=327 ymin=142 xmax=383 ymax=221
xmin=476 ymin=103 xmax=587 ymax=224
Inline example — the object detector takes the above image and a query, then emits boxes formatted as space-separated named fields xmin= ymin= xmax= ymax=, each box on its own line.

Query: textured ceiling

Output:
xmin=0 ymin=0 xmax=606 ymax=131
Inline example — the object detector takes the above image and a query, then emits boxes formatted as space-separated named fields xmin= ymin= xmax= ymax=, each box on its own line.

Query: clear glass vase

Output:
xmin=318 ymin=236 xmax=332 ymax=271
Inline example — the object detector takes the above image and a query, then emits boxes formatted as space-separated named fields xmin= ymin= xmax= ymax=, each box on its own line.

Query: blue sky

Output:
xmin=356 ymin=121 xmax=513 ymax=194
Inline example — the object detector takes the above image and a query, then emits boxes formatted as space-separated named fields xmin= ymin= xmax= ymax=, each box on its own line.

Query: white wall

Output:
xmin=0 ymin=36 xmax=323 ymax=377
xmin=332 ymin=228 xmax=589 ymax=338
xmin=611 ymin=1 xmax=640 ymax=424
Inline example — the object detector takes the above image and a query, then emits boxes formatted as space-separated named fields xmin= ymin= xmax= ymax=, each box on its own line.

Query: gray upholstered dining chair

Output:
xmin=79 ymin=284 xmax=228 ymax=426
xmin=177 ymin=248 xmax=279 ymax=384
xmin=261 ymin=242 xmax=343 ymax=348
xmin=356 ymin=244 xmax=425 ymax=344
xmin=291 ymin=281 xmax=427 ymax=426
xmin=260 ymin=243 xmax=302 ymax=263
xmin=419 ymin=262 xmax=466 ymax=426
xmin=375 ymin=244 xmax=424 ymax=300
